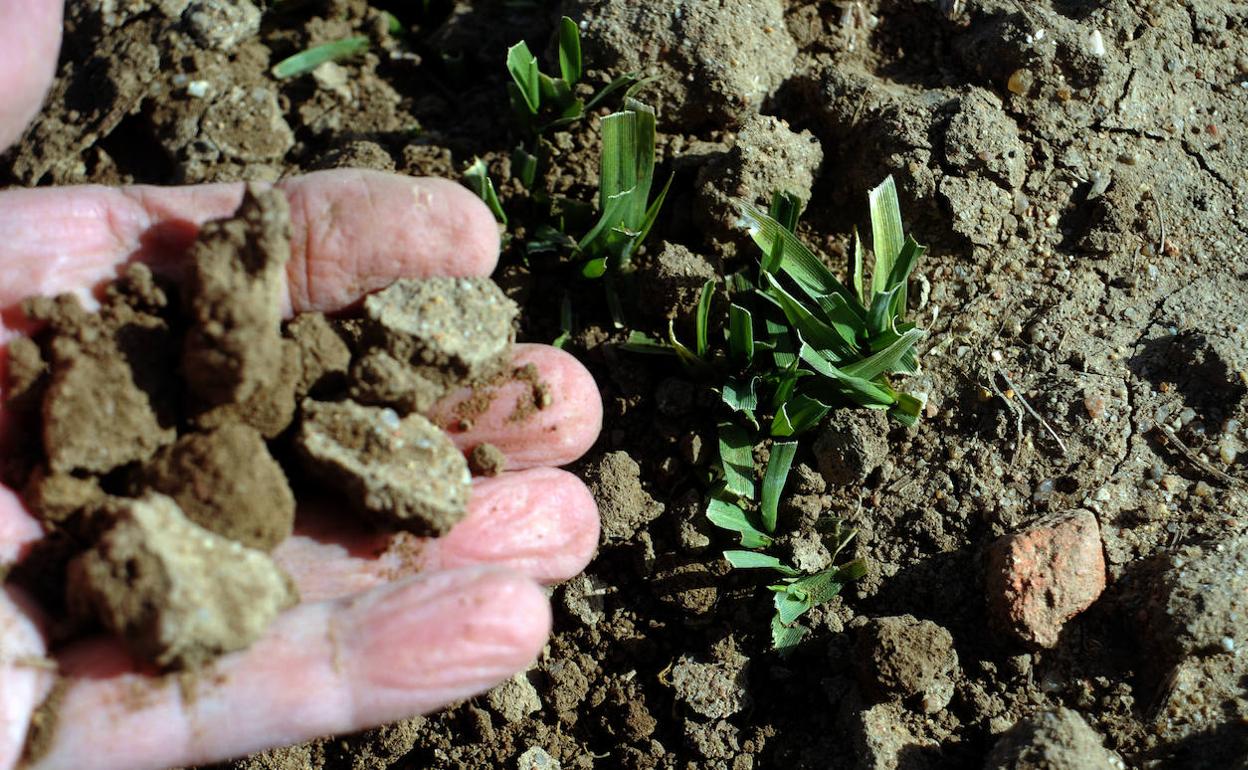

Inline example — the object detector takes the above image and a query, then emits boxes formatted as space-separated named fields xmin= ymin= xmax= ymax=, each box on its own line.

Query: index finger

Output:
xmin=0 ymin=170 xmax=500 ymax=337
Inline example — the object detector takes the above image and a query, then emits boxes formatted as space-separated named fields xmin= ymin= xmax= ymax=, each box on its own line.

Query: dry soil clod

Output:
xmin=182 ymin=184 xmax=292 ymax=411
xmin=67 ymin=493 xmax=298 ymax=670
xmin=136 ymin=424 xmax=295 ymax=551
xmin=295 ymin=399 xmax=472 ymax=536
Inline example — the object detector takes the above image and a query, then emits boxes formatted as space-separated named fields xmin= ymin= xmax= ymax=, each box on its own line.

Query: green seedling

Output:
xmin=692 ymin=177 xmax=927 ymax=649
xmin=463 ymin=158 xmax=507 ymax=226
xmin=271 ymin=35 xmax=371 ymax=79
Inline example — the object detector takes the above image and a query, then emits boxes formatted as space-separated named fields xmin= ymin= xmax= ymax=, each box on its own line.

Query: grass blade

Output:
xmin=771 ymin=614 xmax=809 ymax=650
xmin=707 ymin=497 xmax=771 ymax=548
xmin=463 ymin=157 xmax=507 ymax=226
xmin=722 ymin=376 xmax=759 ymax=414
xmin=841 ymin=328 xmax=923 ymax=380
xmin=552 ymin=294 xmax=574 ymax=349
xmin=771 ymin=392 xmax=830 ymax=437
xmin=583 ymin=72 xmax=639 ymax=112
xmin=695 ymin=280 xmax=715 ymax=358
xmin=865 ymin=284 xmax=903 ymax=337
xmin=885 ymin=235 xmax=925 ymax=321
xmin=768 ymin=190 xmax=803 ymax=233
xmin=737 ymin=201 xmax=859 ymax=309
xmin=797 ymin=341 xmax=896 ymax=407
xmin=506 ymin=41 xmax=541 ymax=114
xmin=272 ymin=35 xmax=369 ymax=79
xmin=618 ymin=330 xmax=674 ymax=355
xmin=890 ymin=391 xmax=923 ymax=426
xmin=764 ymin=316 xmax=797 ymax=370
xmin=850 ymin=227 xmax=866 ymax=306
xmin=558 ymin=16 xmax=582 ymax=84
xmin=761 ymin=441 xmax=797 ymax=533
xmin=759 ymin=272 xmax=857 ymax=361
xmin=728 ymin=303 xmax=754 ymax=364
xmin=868 ymin=175 xmax=904 ymax=297
xmin=725 ymin=550 xmax=801 ymax=575
xmin=718 ymin=422 xmax=756 ymax=500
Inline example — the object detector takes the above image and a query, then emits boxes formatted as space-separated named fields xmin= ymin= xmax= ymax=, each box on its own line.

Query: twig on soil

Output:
xmin=1153 ymin=195 xmax=1167 ymax=258
xmin=1152 ymin=424 xmax=1243 ymax=488
xmin=985 ymin=375 xmax=1024 ymax=465
xmin=998 ymin=371 xmax=1069 ymax=457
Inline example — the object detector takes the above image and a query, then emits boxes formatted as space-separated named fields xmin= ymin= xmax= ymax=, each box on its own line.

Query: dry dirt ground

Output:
xmin=4 ymin=1 xmax=1248 ymax=769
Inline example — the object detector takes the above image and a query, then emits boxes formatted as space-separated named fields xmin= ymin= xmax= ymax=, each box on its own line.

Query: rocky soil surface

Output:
xmin=4 ymin=0 xmax=1247 ymax=768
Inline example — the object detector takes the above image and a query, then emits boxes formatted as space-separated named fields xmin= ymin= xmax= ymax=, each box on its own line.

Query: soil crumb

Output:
xmin=468 ymin=443 xmax=506 ymax=477
xmin=295 ymin=399 xmax=471 ymax=536
xmin=67 ymin=494 xmax=297 ymax=670
xmin=136 ymin=424 xmax=295 ymax=551
xmin=19 ymin=677 xmax=68 ymax=767
xmin=509 ymin=363 xmax=552 ymax=423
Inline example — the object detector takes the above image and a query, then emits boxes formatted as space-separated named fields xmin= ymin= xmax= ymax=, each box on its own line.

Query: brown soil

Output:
xmin=4 ymin=0 xmax=1248 ymax=768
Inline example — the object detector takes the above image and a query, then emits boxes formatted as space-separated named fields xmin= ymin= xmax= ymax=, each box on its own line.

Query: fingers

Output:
xmin=0 ymin=586 xmax=53 ymax=770
xmin=0 ymin=170 xmax=500 ymax=337
xmin=0 ymin=0 xmax=62 ymax=152
xmin=277 ymin=468 xmax=600 ymax=603
xmin=27 ymin=567 xmax=550 ymax=770
xmin=430 ymin=344 xmax=603 ymax=470
xmin=0 ymin=488 xmax=42 ymax=567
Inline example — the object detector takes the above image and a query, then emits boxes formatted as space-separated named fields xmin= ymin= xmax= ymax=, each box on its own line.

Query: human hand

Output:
xmin=0 ymin=7 xmax=602 ymax=769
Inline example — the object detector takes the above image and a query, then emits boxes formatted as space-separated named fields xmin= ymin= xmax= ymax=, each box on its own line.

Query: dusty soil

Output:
xmin=4 ymin=0 xmax=1248 ymax=768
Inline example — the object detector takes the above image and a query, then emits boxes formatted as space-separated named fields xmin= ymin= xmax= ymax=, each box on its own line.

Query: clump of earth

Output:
xmin=5 ymin=185 xmax=524 ymax=671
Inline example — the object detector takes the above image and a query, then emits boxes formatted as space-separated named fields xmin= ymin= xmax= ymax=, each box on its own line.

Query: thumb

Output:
xmin=0 ymin=0 xmax=63 ymax=153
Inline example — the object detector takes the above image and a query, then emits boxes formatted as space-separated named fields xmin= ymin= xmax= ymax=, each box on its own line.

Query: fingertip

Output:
xmin=353 ymin=567 xmax=550 ymax=702
xmin=441 ymin=468 xmax=600 ymax=583
xmin=414 ymin=177 xmax=502 ymax=278
xmin=0 ymin=0 xmax=62 ymax=152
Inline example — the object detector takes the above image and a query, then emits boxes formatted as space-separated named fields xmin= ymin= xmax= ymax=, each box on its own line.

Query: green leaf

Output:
xmin=706 ymin=497 xmax=771 ymax=548
xmin=771 ymin=614 xmax=809 ymax=650
xmin=771 ymin=392 xmax=830 ymax=437
xmin=759 ymin=272 xmax=858 ymax=362
xmin=868 ymin=175 xmax=904 ymax=298
xmin=552 ymin=294 xmax=574 ymax=349
xmin=850 ymin=227 xmax=866 ymax=306
xmin=695 ymin=280 xmax=715 ymax=358
xmin=619 ymin=330 xmax=675 ymax=355
xmin=724 ymin=550 xmax=801 ymax=576
xmin=581 ymin=257 xmax=608 ymax=278
xmin=865 ymin=284 xmax=904 ymax=337
xmin=761 ymin=441 xmax=797 ymax=533
xmin=834 ymin=558 xmax=869 ymax=582
xmin=558 ymin=16 xmax=582 ymax=84
xmin=771 ymin=584 xmax=813 ymax=625
xmin=717 ymin=422 xmax=756 ymax=500
xmin=578 ymin=188 xmax=633 ymax=253
xmin=841 ymin=328 xmax=923 ymax=380
xmin=668 ymin=320 xmax=707 ymax=373
xmin=768 ymin=190 xmax=803 ymax=233
xmin=463 ymin=157 xmax=507 ymax=226
xmin=632 ymin=172 xmax=673 ymax=256
xmin=506 ymin=41 xmax=541 ymax=114
xmin=583 ymin=72 xmax=640 ymax=112
xmin=271 ymin=35 xmax=370 ymax=79
xmin=728 ymin=304 xmax=754 ymax=364
xmin=737 ymin=201 xmax=859 ymax=310
xmin=797 ymin=341 xmax=897 ymax=407
xmin=884 ymin=235 xmax=925 ymax=321
xmin=764 ymin=316 xmax=798 ymax=370
xmin=511 ymin=146 xmax=539 ymax=188
xmin=890 ymin=392 xmax=923 ymax=426
xmin=722 ymin=377 xmax=759 ymax=415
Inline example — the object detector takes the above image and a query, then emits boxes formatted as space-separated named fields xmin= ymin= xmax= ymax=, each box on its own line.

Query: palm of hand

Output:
xmin=0 ymin=173 xmax=602 ymax=770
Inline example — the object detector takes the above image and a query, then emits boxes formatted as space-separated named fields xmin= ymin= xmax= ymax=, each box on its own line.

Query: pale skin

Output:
xmin=0 ymin=3 xmax=603 ymax=769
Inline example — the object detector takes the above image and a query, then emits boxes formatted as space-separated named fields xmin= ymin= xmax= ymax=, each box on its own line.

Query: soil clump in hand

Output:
xmin=3 ymin=185 xmax=521 ymax=671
